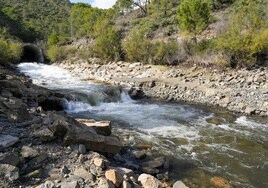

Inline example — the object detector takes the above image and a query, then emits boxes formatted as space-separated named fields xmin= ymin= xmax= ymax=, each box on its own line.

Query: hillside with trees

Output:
xmin=0 ymin=0 xmax=268 ymax=68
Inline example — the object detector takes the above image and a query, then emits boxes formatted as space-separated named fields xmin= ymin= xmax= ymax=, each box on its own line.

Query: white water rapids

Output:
xmin=18 ymin=62 xmax=268 ymax=188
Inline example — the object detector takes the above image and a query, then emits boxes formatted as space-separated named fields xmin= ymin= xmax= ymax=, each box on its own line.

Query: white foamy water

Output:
xmin=18 ymin=62 xmax=268 ymax=188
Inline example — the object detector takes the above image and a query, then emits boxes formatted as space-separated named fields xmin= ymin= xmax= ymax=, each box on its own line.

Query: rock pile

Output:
xmin=59 ymin=60 xmax=268 ymax=116
xmin=0 ymin=65 xmax=195 ymax=187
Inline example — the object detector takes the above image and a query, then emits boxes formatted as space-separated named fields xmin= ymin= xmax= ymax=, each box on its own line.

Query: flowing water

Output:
xmin=18 ymin=62 xmax=268 ymax=188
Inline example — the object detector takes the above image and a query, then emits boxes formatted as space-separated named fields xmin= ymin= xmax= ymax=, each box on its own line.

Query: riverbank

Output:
xmin=59 ymin=59 xmax=268 ymax=116
xmin=0 ymin=65 xmax=194 ymax=188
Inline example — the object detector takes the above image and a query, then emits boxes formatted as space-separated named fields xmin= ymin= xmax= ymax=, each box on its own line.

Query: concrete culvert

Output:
xmin=20 ymin=44 xmax=44 ymax=63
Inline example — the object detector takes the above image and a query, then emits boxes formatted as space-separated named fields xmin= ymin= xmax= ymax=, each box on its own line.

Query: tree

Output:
xmin=177 ymin=0 xmax=211 ymax=42
xmin=114 ymin=0 xmax=149 ymax=15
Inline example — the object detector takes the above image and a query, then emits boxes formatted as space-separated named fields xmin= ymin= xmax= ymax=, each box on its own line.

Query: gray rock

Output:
xmin=21 ymin=146 xmax=39 ymax=159
xmin=173 ymin=181 xmax=188 ymax=188
xmin=0 ymin=164 xmax=19 ymax=181
xmin=98 ymin=177 xmax=115 ymax=188
xmin=131 ymin=150 xmax=147 ymax=159
xmin=60 ymin=181 xmax=80 ymax=188
xmin=78 ymin=144 xmax=86 ymax=154
xmin=122 ymin=180 xmax=132 ymax=188
xmin=73 ymin=166 xmax=94 ymax=182
xmin=0 ymin=152 xmax=20 ymax=166
xmin=138 ymin=174 xmax=162 ymax=188
xmin=76 ymin=119 xmax=112 ymax=136
xmin=49 ymin=114 xmax=122 ymax=154
xmin=36 ymin=180 xmax=55 ymax=188
xmin=0 ymin=135 xmax=19 ymax=147
xmin=61 ymin=165 xmax=70 ymax=175
xmin=33 ymin=127 xmax=55 ymax=141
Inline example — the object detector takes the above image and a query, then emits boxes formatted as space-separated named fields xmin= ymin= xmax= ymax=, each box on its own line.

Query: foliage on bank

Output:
xmin=0 ymin=38 xmax=22 ymax=65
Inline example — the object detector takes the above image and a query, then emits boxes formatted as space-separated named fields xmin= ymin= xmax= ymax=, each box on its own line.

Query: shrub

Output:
xmin=0 ymin=39 xmax=22 ymax=65
xmin=153 ymin=39 xmax=179 ymax=65
xmin=47 ymin=45 xmax=72 ymax=62
xmin=215 ymin=0 xmax=268 ymax=67
xmin=93 ymin=28 xmax=122 ymax=61
xmin=123 ymin=30 xmax=155 ymax=63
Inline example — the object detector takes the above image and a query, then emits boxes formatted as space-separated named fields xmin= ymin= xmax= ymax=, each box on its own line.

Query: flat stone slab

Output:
xmin=0 ymin=135 xmax=19 ymax=147
xmin=76 ymin=118 xmax=112 ymax=136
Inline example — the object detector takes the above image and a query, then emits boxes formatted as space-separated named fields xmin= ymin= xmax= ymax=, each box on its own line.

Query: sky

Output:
xmin=70 ymin=0 xmax=117 ymax=9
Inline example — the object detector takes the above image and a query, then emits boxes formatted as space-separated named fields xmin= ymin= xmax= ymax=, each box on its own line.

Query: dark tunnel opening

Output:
xmin=20 ymin=44 xmax=44 ymax=63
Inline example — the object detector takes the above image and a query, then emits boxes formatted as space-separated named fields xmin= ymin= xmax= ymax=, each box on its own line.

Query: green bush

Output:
xmin=0 ymin=39 xmax=22 ymax=65
xmin=123 ymin=30 xmax=155 ymax=63
xmin=93 ymin=28 xmax=122 ymax=61
xmin=177 ymin=0 xmax=212 ymax=42
xmin=153 ymin=39 xmax=179 ymax=65
xmin=216 ymin=0 xmax=268 ymax=67
xmin=47 ymin=45 xmax=71 ymax=62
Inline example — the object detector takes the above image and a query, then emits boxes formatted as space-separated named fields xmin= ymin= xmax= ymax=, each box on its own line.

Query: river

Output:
xmin=17 ymin=62 xmax=268 ymax=188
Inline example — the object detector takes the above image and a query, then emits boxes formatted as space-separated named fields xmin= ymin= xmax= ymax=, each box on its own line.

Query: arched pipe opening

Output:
xmin=20 ymin=44 xmax=44 ymax=63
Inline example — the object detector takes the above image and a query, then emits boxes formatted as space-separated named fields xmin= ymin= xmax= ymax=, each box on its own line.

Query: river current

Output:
xmin=18 ymin=62 xmax=268 ymax=188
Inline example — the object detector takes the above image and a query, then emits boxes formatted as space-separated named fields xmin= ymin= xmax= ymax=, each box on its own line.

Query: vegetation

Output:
xmin=0 ymin=0 xmax=267 ymax=68
xmin=0 ymin=38 xmax=22 ymax=65
xmin=177 ymin=0 xmax=212 ymax=42
xmin=216 ymin=0 xmax=268 ymax=67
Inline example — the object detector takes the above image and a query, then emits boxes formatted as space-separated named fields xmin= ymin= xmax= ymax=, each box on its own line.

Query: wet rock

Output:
xmin=25 ymin=169 xmax=42 ymax=178
xmin=36 ymin=180 xmax=55 ymax=188
xmin=122 ymin=180 xmax=131 ymax=188
xmin=131 ymin=150 xmax=147 ymax=160
xmin=7 ymin=107 xmax=32 ymax=123
xmin=21 ymin=146 xmax=39 ymax=159
xmin=39 ymin=97 xmax=64 ymax=111
xmin=0 ymin=164 xmax=19 ymax=181
xmin=78 ymin=144 xmax=86 ymax=154
xmin=0 ymin=134 xmax=19 ymax=147
xmin=142 ymin=157 xmax=165 ymax=169
xmin=210 ymin=176 xmax=232 ymax=188
xmin=141 ymin=167 xmax=159 ymax=175
xmin=0 ymin=152 xmax=20 ymax=166
xmin=60 ymin=181 xmax=80 ymax=188
xmin=173 ymin=181 xmax=188 ymax=188
xmin=206 ymin=117 xmax=223 ymax=125
xmin=98 ymin=177 xmax=115 ymax=188
xmin=34 ymin=152 xmax=47 ymax=163
xmin=138 ymin=174 xmax=162 ymax=188
xmin=76 ymin=118 xmax=112 ymax=136
xmin=61 ymin=165 xmax=70 ymax=175
xmin=33 ymin=127 xmax=55 ymax=141
xmin=105 ymin=169 xmax=124 ymax=187
xmin=74 ymin=166 xmax=94 ymax=182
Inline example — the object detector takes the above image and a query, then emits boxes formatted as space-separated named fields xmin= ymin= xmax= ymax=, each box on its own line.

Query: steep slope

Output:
xmin=0 ymin=0 xmax=71 ymax=41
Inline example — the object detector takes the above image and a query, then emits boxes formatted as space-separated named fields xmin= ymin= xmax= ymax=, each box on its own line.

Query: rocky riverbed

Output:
xmin=0 ymin=65 xmax=206 ymax=188
xmin=59 ymin=59 xmax=268 ymax=116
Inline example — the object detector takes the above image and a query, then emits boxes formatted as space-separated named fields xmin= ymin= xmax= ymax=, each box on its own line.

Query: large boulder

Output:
xmin=47 ymin=113 xmax=122 ymax=154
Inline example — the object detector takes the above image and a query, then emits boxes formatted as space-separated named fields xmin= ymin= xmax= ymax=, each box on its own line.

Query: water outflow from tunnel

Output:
xmin=18 ymin=62 xmax=268 ymax=188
